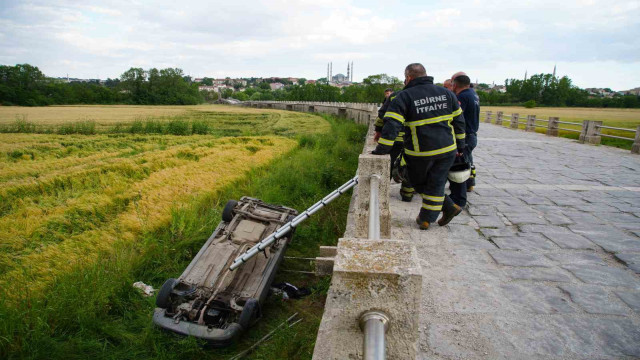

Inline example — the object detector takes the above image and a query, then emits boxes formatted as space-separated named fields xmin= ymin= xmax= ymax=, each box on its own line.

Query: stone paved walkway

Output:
xmin=389 ymin=124 xmax=640 ymax=359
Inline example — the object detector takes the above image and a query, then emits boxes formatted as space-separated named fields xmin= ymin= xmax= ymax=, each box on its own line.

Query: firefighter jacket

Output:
xmin=373 ymin=76 xmax=466 ymax=159
xmin=374 ymin=91 xmax=404 ymax=143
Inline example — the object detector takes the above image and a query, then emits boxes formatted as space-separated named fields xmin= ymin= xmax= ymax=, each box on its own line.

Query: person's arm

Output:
xmin=372 ymin=94 xmax=406 ymax=155
xmin=450 ymin=92 xmax=466 ymax=153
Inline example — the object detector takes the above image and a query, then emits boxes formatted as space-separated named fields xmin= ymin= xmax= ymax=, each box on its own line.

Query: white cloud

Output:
xmin=0 ymin=0 xmax=638 ymax=89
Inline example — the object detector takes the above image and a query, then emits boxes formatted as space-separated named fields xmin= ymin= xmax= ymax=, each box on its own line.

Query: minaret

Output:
xmin=552 ymin=64 xmax=556 ymax=78
xmin=351 ymin=61 xmax=354 ymax=81
xmin=330 ymin=62 xmax=333 ymax=82
xmin=327 ymin=63 xmax=330 ymax=82
xmin=346 ymin=62 xmax=350 ymax=82
xmin=524 ymin=70 xmax=528 ymax=81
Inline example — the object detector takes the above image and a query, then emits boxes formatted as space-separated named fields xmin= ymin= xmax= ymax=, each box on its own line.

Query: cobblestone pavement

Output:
xmin=389 ymin=124 xmax=640 ymax=359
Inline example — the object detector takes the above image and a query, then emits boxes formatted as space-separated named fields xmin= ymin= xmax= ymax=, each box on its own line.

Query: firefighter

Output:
xmin=443 ymin=79 xmax=453 ymax=90
xmin=374 ymin=88 xmax=414 ymax=201
xmin=449 ymin=72 xmax=479 ymax=208
xmin=372 ymin=63 xmax=466 ymax=230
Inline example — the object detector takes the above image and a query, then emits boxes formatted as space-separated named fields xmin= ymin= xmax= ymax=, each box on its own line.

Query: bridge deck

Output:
xmin=389 ymin=123 xmax=640 ymax=359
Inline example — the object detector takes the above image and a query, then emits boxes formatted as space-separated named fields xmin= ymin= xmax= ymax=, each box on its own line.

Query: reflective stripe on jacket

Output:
xmin=375 ymin=76 xmax=465 ymax=158
xmin=375 ymin=91 xmax=404 ymax=144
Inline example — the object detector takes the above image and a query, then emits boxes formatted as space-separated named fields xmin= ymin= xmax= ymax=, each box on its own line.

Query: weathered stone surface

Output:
xmin=541 ymin=231 xmax=595 ymax=249
xmin=489 ymin=250 xmax=554 ymax=267
xmin=505 ymin=267 xmax=572 ymax=282
xmin=545 ymin=252 xmax=606 ymax=265
xmin=562 ymin=264 xmax=640 ymax=289
xmin=313 ymin=238 xmax=422 ymax=360
xmin=501 ymin=213 xmax=548 ymax=225
xmin=615 ymin=291 xmax=640 ymax=312
xmin=473 ymin=215 xmax=505 ymax=228
xmin=492 ymin=234 xmax=556 ymax=251
xmin=479 ymin=227 xmax=518 ymax=238
xmin=559 ymin=285 xmax=630 ymax=315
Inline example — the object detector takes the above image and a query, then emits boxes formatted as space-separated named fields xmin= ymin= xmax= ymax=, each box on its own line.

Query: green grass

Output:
xmin=0 ymin=114 xmax=366 ymax=360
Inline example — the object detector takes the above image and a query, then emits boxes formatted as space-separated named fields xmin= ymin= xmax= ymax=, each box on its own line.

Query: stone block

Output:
xmin=318 ymin=245 xmax=337 ymax=257
xmin=313 ymin=238 xmax=422 ymax=360
xmin=473 ymin=215 xmax=505 ymax=228
xmin=615 ymin=291 xmax=640 ymax=312
xmin=505 ymin=267 xmax=572 ymax=282
xmin=354 ymin=154 xmax=391 ymax=239
xmin=545 ymin=252 xmax=606 ymax=265
xmin=492 ymin=234 xmax=556 ymax=251
xmin=489 ymin=250 xmax=554 ymax=267
xmin=541 ymin=231 xmax=595 ymax=250
xmin=562 ymin=264 xmax=640 ymax=289
xmin=315 ymin=257 xmax=335 ymax=276
xmin=559 ymin=285 xmax=630 ymax=315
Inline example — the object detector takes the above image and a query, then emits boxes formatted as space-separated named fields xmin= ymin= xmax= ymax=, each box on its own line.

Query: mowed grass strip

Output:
xmin=0 ymin=115 xmax=366 ymax=360
xmin=484 ymin=106 xmax=640 ymax=149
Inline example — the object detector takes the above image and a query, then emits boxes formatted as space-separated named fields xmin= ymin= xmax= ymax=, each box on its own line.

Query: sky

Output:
xmin=1 ymin=0 xmax=639 ymax=90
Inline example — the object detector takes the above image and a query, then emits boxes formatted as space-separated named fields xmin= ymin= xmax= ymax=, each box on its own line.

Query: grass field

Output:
xmin=483 ymin=106 xmax=640 ymax=149
xmin=0 ymin=105 xmax=367 ymax=359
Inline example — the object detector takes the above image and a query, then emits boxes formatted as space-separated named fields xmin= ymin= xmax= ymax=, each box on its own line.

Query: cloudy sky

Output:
xmin=1 ymin=0 xmax=639 ymax=90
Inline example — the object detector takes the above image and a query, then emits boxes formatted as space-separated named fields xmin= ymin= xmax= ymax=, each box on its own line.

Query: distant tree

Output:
xmin=201 ymin=77 xmax=213 ymax=86
xmin=258 ymin=82 xmax=271 ymax=90
xmin=297 ymin=78 xmax=306 ymax=85
xmin=221 ymin=88 xmax=234 ymax=98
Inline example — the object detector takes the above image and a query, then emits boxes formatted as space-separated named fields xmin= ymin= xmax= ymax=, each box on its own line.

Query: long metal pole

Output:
xmin=359 ymin=311 xmax=389 ymax=360
xmin=368 ymin=175 xmax=380 ymax=240
xmin=229 ymin=176 xmax=359 ymax=271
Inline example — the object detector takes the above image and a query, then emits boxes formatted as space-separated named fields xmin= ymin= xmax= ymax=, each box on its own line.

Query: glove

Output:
xmin=373 ymin=131 xmax=381 ymax=142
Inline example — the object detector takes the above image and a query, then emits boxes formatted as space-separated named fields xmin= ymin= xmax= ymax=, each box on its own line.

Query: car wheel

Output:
xmin=222 ymin=200 xmax=238 ymax=222
xmin=238 ymin=298 xmax=259 ymax=329
xmin=156 ymin=278 xmax=178 ymax=308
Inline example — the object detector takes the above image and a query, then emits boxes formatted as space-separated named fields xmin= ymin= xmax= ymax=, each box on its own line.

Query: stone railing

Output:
xmin=241 ymin=101 xmax=423 ymax=359
xmin=482 ymin=110 xmax=640 ymax=154
xmin=244 ymin=100 xmax=379 ymax=125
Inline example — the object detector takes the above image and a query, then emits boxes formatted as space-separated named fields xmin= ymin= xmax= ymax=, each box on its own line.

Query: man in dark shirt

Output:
xmin=449 ymin=73 xmax=479 ymax=208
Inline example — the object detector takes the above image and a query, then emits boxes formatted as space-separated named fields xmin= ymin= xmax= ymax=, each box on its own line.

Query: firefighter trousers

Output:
xmin=450 ymin=133 xmax=477 ymax=207
xmin=405 ymin=151 xmax=456 ymax=223
xmin=390 ymin=142 xmax=414 ymax=200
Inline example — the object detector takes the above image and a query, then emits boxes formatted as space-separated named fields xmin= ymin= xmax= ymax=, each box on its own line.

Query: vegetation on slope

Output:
xmin=0 ymin=109 xmax=366 ymax=360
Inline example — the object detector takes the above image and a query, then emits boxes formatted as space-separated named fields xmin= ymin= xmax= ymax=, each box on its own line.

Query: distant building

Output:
xmin=585 ymin=88 xmax=616 ymax=98
xmin=305 ymin=80 xmax=317 ymax=84
xmin=490 ymin=85 xmax=507 ymax=93
xmin=270 ymin=82 xmax=284 ymax=90
xmin=198 ymin=86 xmax=218 ymax=92
xmin=332 ymin=73 xmax=347 ymax=83
xmin=621 ymin=87 xmax=640 ymax=96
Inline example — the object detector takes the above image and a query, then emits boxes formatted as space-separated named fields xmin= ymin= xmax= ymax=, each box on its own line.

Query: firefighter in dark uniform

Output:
xmin=449 ymin=73 xmax=479 ymax=208
xmin=372 ymin=63 xmax=466 ymax=230
xmin=374 ymin=88 xmax=414 ymax=201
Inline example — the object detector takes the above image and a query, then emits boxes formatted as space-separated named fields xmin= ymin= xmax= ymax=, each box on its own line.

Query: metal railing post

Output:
xmin=359 ymin=311 xmax=389 ymax=360
xmin=368 ymin=175 xmax=380 ymax=240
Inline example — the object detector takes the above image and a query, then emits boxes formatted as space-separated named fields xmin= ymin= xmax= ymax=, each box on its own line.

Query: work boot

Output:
xmin=467 ymin=186 xmax=474 ymax=192
xmin=438 ymin=203 xmax=462 ymax=226
xmin=415 ymin=216 xmax=430 ymax=230
xmin=401 ymin=194 xmax=413 ymax=202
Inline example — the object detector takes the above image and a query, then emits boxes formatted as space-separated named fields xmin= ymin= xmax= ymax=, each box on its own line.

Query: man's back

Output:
xmin=457 ymin=88 xmax=480 ymax=134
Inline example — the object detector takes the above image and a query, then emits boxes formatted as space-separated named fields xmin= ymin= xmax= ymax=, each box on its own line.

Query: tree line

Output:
xmin=1 ymin=64 xmax=637 ymax=108
xmin=476 ymin=73 xmax=639 ymax=108
xmin=0 ymin=64 xmax=201 ymax=106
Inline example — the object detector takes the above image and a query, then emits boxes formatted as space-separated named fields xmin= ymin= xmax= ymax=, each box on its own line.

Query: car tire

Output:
xmin=156 ymin=278 xmax=178 ymax=308
xmin=238 ymin=298 xmax=259 ymax=329
xmin=222 ymin=200 xmax=238 ymax=222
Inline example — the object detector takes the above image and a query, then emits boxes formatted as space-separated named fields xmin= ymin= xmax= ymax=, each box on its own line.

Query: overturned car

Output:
xmin=152 ymin=197 xmax=298 ymax=347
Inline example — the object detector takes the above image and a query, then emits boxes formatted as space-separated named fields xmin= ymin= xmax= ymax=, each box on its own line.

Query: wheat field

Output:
xmin=0 ymin=105 xmax=327 ymax=299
